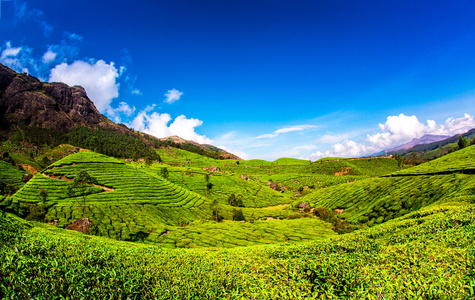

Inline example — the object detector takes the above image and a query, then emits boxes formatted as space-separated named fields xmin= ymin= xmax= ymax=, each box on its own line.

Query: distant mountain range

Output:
xmin=384 ymin=134 xmax=450 ymax=153
xmin=375 ymin=129 xmax=475 ymax=158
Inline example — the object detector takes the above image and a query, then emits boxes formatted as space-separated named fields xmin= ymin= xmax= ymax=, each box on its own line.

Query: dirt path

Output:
xmin=41 ymin=173 xmax=114 ymax=192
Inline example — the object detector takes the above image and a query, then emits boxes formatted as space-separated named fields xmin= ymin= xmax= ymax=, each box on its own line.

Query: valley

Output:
xmin=0 ymin=63 xmax=474 ymax=298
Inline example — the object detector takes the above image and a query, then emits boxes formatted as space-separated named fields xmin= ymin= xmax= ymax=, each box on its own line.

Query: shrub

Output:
xmin=232 ymin=209 xmax=245 ymax=221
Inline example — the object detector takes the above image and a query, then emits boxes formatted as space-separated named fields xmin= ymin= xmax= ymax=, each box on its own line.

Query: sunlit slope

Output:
xmin=156 ymin=148 xmax=402 ymax=201
xmin=12 ymin=152 xmax=210 ymax=240
xmin=1 ymin=201 xmax=473 ymax=298
xmin=157 ymin=148 xmax=401 ymax=177
xmin=148 ymin=218 xmax=336 ymax=248
xmin=301 ymin=147 xmax=475 ymax=226
xmin=301 ymin=174 xmax=475 ymax=225
xmin=390 ymin=144 xmax=475 ymax=176
xmin=160 ymin=166 xmax=291 ymax=207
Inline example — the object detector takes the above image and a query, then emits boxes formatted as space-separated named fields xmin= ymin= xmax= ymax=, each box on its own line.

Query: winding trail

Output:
xmin=40 ymin=173 xmax=114 ymax=192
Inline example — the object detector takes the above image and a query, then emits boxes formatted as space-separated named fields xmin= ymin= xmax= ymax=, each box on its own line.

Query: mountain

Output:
xmin=389 ymin=128 xmax=475 ymax=158
xmin=0 ymin=63 xmax=241 ymax=161
xmin=385 ymin=134 xmax=450 ymax=153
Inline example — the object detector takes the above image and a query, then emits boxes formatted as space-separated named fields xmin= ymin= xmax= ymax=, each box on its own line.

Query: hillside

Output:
xmin=0 ymin=64 xmax=241 ymax=182
xmin=1 ymin=63 xmax=474 ymax=298
xmin=301 ymin=144 xmax=475 ymax=226
xmin=0 ymin=136 xmax=474 ymax=297
xmin=384 ymin=134 xmax=449 ymax=153
xmin=385 ymin=128 xmax=475 ymax=159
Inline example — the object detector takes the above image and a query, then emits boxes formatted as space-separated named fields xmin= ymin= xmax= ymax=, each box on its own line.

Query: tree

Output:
xmin=39 ymin=188 xmax=48 ymax=207
xmin=205 ymin=182 xmax=213 ymax=198
xmin=67 ymin=171 xmax=98 ymax=219
xmin=232 ymin=209 xmax=245 ymax=221
xmin=161 ymin=167 xmax=169 ymax=179
xmin=228 ymin=194 xmax=244 ymax=207
xmin=210 ymin=199 xmax=223 ymax=222
xmin=204 ymin=173 xmax=213 ymax=197
xmin=145 ymin=155 xmax=153 ymax=178
xmin=458 ymin=136 xmax=468 ymax=150
xmin=392 ymin=153 xmax=404 ymax=168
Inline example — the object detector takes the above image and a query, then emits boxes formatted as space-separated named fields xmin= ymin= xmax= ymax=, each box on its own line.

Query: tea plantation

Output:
xmin=1 ymin=144 xmax=475 ymax=298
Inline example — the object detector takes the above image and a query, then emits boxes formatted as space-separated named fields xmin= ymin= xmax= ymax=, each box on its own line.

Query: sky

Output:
xmin=1 ymin=0 xmax=475 ymax=160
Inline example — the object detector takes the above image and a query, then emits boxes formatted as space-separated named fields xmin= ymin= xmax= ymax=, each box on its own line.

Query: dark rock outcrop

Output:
xmin=0 ymin=64 xmax=102 ymax=132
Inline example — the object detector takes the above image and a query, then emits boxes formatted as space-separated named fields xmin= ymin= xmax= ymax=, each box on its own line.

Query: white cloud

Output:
xmin=0 ymin=42 xmax=21 ymax=59
xmin=0 ymin=41 xmax=31 ymax=73
xmin=445 ymin=113 xmax=475 ymax=134
xmin=164 ymin=89 xmax=183 ymax=104
xmin=42 ymin=50 xmax=57 ymax=63
xmin=49 ymin=60 xmax=120 ymax=112
xmin=106 ymin=102 xmax=136 ymax=123
xmin=131 ymin=89 xmax=142 ymax=95
xmin=254 ymin=125 xmax=317 ymax=139
xmin=306 ymin=113 xmax=475 ymax=160
xmin=130 ymin=106 xmax=212 ymax=144
xmin=306 ymin=151 xmax=325 ymax=161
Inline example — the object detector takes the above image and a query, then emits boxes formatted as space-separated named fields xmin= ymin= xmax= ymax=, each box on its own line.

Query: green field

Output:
xmin=1 ymin=200 xmax=473 ymax=299
xmin=1 ymin=144 xmax=475 ymax=298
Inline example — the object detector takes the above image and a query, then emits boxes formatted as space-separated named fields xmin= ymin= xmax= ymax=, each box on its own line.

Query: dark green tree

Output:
xmin=210 ymin=199 xmax=223 ymax=222
xmin=228 ymin=194 xmax=244 ymax=207
xmin=161 ymin=167 xmax=169 ymax=179
xmin=145 ymin=155 xmax=154 ymax=178
xmin=232 ymin=209 xmax=245 ymax=221
xmin=67 ymin=171 xmax=98 ymax=219
xmin=392 ymin=153 xmax=404 ymax=168
xmin=39 ymin=188 xmax=48 ymax=207
xmin=206 ymin=182 xmax=213 ymax=198
xmin=458 ymin=136 xmax=468 ymax=150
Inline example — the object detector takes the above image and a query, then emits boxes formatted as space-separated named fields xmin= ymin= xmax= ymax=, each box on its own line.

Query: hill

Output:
xmin=383 ymin=128 xmax=475 ymax=159
xmin=1 ymin=64 xmax=475 ymax=298
xmin=0 ymin=64 xmax=240 ymax=182
xmin=384 ymin=134 xmax=450 ymax=153
xmin=0 ymin=136 xmax=474 ymax=297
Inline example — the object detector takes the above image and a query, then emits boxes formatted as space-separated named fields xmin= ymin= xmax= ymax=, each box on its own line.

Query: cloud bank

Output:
xmin=130 ymin=106 xmax=212 ymax=144
xmin=307 ymin=113 xmax=475 ymax=160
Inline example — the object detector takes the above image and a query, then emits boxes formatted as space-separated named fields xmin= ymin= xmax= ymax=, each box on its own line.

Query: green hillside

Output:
xmin=390 ymin=144 xmax=475 ymax=176
xmin=1 ymin=141 xmax=475 ymax=298
xmin=1 ymin=200 xmax=473 ymax=299
xmin=301 ymin=145 xmax=475 ymax=226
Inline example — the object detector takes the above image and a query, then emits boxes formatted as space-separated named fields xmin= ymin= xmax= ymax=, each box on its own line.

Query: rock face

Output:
xmin=0 ymin=64 xmax=102 ymax=132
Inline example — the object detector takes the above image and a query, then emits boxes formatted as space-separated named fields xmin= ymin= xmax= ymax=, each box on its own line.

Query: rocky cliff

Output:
xmin=0 ymin=64 xmax=103 ymax=133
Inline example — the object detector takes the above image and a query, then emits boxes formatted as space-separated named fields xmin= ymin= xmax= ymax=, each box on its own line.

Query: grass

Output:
xmin=301 ymin=174 xmax=475 ymax=225
xmin=0 ymin=160 xmax=26 ymax=192
xmin=1 ymin=141 xmax=475 ymax=298
xmin=1 ymin=201 xmax=473 ymax=299
xmin=391 ymin=144 xmax=475 ymax=176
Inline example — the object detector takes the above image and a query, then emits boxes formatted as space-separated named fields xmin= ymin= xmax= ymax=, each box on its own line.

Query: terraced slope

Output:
xmin=157 ymin=148 xmax=401 ymax=199
xmin=390 ymin=144 xmax=475 ymax=176
xmin=12 ymin=152 xmax=210 ymax=241
xmin=301 ymin=145 xmax=475 ymax=226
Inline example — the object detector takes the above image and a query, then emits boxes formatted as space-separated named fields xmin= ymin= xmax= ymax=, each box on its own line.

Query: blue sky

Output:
xmin=1 ymin=0 xmax=475 ymax=160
